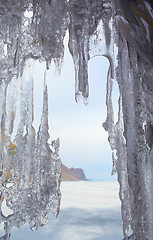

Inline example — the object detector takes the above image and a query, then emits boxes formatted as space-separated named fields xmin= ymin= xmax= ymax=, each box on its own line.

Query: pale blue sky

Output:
xmin=33 ymin=37 xmax=119 ymax=180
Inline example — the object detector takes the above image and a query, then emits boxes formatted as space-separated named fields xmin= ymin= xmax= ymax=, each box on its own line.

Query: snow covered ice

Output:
xmin=0 ymin=0 xmax=153 ymax=239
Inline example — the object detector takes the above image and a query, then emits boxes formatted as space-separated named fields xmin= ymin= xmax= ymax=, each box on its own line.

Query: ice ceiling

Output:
xmin=0 ymin=0 xmax=153 ymax=239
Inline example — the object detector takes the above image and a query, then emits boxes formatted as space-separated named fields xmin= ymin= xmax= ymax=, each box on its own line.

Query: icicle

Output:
xmin=115 ymin=96 xmax=132 ymax=238
xmin=0 ymin=61 xmax=61 ymax=235
xmin=68 ymin=0 xmax=90 ymax=102
xmin=68 ymin=0 xmax=114 ymax=102
xmin=39 ymin=0 xmax=68 ymax=72
xmin=33 ymin=70 xmax=61 ymax=227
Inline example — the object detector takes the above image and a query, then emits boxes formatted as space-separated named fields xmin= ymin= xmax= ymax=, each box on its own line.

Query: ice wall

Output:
xmin=0 ymin=1 xmax=62 ymax=238
xmin=0 ymin=0 xmax=153 ymax=239
xmin=110 ymin=1 xmax=153 ymax=239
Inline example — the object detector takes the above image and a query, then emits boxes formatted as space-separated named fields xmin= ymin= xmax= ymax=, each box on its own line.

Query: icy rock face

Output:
xmin=0 ymin=0 xmax=153 ymax=239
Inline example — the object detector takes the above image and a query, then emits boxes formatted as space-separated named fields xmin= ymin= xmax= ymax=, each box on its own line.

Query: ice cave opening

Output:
xmin=42 ymin=46 xmax=117 ymax=180
xmin=33 ymin=40 xmax=118 ymax=180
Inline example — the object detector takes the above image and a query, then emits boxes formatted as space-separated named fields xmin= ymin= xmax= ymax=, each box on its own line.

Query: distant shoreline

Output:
xmin=87 ymin=179 xmax=117 ymax=181
xmin=61 ymin=179 xmax=117 ymax=182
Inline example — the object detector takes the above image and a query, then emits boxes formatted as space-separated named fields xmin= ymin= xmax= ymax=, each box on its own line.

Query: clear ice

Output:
xmin=0 ymin=1 xmax=153 ymax=239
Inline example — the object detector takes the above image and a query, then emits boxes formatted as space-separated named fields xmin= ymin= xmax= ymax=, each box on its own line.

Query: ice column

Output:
xmin=109 ymin=1 xmax=153 ymax=239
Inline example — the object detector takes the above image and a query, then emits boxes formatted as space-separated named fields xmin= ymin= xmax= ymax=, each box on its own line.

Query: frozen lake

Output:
xmin=11 ymin=181 xmax=124 ymax=240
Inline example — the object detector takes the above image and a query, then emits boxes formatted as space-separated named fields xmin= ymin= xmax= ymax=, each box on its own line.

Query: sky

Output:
xmin=33 ymin=35 xmax=120 ymax=180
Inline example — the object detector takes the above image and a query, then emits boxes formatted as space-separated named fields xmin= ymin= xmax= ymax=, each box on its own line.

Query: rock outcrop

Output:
xmin=61 ymin=164 xmax=87 ymax=181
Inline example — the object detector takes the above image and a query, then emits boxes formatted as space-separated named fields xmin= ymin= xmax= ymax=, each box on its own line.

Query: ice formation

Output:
xmin=0 ymin=0 xmax=153 ymax=239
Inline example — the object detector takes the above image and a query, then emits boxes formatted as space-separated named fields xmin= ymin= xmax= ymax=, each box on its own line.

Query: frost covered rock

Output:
xmin=0 ymin=0 xmax=153 ymax=239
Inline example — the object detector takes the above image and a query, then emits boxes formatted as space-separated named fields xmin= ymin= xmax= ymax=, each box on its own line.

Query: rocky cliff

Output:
xmin=61 ymin=164 xmax=87 ymax=181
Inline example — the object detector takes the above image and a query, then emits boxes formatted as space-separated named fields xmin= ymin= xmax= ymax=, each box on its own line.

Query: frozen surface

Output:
xmin=11 ymin=181 xmax=123 ymax=240
xmin=0 ymin=0 xmax=153 ymax=239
